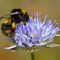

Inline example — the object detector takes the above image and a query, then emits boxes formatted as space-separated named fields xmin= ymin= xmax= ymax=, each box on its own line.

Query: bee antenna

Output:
xmin=0 ymin=12 xmax=19 ymax=20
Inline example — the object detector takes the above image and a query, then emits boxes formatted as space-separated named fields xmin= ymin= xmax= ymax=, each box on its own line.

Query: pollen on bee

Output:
xmin=12 ymin=22 xmax=15 ymax=29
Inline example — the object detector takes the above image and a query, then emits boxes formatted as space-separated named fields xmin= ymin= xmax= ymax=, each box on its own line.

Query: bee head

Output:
xmin=11 ymin=9 xmax=29 ymax=24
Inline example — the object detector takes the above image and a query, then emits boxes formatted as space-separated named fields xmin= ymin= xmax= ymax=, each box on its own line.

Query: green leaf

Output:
xmin=4 ymin=45 xmax=17 ymax=49
xmin=46 ymin=44 xmax=60 ymax=48
xmin=56 ymin=34 xmax=60 ymax=36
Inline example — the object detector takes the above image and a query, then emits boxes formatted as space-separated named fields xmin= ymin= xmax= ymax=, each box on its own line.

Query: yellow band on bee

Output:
xmin=1 ymin=18 xmax=11 ymax=24
xmin=21 ymin=9 xmax=26 ymax=15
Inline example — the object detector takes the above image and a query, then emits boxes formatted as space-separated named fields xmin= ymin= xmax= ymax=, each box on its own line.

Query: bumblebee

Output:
xmin=0 ymin=9 xmax=29 ymax=42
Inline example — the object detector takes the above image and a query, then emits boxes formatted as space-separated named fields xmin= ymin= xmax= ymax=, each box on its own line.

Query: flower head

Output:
xmin=5 ymin=12 xmax=60 ymax=52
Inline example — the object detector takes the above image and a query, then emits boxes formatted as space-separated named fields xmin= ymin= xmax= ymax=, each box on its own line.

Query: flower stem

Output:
xmin=31 ymin=52 xmax=35 ymax=60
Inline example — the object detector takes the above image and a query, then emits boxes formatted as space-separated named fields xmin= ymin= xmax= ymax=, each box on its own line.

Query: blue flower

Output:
xmin=5 ymin=12 xmax=60 ymax=51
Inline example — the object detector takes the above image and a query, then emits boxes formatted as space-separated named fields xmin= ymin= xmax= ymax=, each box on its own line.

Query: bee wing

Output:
xmin=4 ymin=45 xmax=17 ymax=49
xmin=0 ymin=12 xmax=18 ymax=20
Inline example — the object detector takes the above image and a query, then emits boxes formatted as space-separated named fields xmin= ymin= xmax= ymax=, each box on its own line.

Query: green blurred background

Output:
xmin=0 ymin=0 xmax=60 ymax=60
